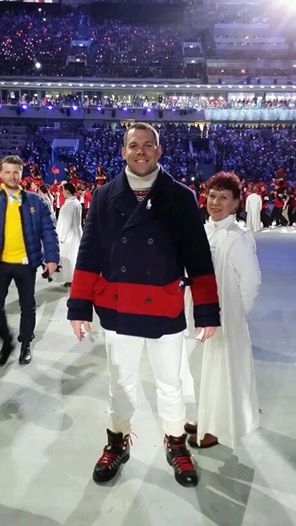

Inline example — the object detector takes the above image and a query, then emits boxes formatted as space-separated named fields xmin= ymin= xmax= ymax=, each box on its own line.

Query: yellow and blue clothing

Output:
xmin=0 ymin=187 xmax=27 ymax=264
xmin=0 ymin=186 xmax=59 ymax=344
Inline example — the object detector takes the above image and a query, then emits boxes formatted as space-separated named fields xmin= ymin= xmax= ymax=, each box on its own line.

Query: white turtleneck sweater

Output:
xmin=125 ymin=165 xmax=159 ymax=202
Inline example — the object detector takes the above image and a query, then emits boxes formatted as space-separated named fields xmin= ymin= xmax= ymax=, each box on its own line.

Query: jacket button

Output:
xmin=147 ymin=238 xmax=154 ymax=245
xmin=121 ymin=236 xmax=128 ymax=244
xmin=146 ymin=268 xmax=151 ymax=275
xmin=121 ymin=212 xmax=126 ymax=217
xmin=144 ymin=297 xmax=152 ymax=304
xmin=120 ymin=265 xmax=127 ymax=273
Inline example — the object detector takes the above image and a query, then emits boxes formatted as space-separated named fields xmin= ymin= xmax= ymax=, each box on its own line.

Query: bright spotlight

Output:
xmin=277 ymin=0 xmax=296 ymax=8
xmin=35 ymin=62 xmax=42 ymax=70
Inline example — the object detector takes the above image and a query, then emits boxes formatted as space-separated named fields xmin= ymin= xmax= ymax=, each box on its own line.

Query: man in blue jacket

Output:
xmin=68 ymin=123 xmax=220 ymax=488
xmin=0 ymin=155 xmax=59 ymax=366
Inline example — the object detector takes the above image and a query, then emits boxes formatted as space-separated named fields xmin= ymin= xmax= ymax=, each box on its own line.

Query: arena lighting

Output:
xmin=121 ymin=84 xmax=126 ymax=87
xmin=147 ymin=108 xmax=152 ymax=113
xmin=280 ymin=0 xmax=296 ymax=8
xmin=153 ymin=84 xmax=158 ymax=88
xmin=21 ymin=104 xmax=28 ymax=110
xmin=142 ymin=84 xmax=147 ymax=88
xmin=281 ymin=85 xmax=287 ymax=88
xmin=47 ymin=105 xmax=53 ymax=110
xmin=72 ymin=105 xmax=78 ymax=111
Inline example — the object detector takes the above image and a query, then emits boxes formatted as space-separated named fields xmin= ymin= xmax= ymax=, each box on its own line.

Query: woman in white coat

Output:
xmin=56 ymin=182 xmax=82 ymax=287
xmin=185 ymin=171 xmax=261 ymax=449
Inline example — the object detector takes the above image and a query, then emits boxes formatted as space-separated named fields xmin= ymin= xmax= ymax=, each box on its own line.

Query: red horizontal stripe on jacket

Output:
xmin=94 ymin=277 xmax=185 ymax=318
xmin=190 ymin=274 xmax=219 ymax=305
xmin=70 ymin=269 xmax=99 ymax=301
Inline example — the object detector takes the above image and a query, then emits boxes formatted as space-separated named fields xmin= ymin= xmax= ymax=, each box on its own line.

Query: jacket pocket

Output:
xmin=94 ymin=276 xmax=107 ymax=295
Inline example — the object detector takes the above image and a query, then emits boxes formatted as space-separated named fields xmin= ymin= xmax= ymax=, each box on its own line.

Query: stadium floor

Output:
xmin=0 ymin=227 xmax=296 ymax=526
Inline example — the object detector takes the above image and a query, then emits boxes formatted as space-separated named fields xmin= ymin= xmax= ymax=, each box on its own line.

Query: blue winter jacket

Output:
xmin=0 ymin=189 xmax=59 ymax=268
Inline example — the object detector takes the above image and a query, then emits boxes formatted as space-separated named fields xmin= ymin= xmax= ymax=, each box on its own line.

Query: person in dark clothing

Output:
xmin=0 ymin=156 xmax=59 ymax=366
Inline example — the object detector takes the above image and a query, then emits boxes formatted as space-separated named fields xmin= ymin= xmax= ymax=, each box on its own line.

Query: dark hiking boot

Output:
xmin=165 ymin=433 xmax=198 ymax=487
xmin=93 ymin=429 xmax=130 ymax=484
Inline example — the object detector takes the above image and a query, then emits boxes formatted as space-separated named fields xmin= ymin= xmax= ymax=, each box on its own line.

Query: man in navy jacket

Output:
xmin=68 ymin=123 xmax=220 ymax=488
xmin=0 ymin=155 xmax=59 ymax=366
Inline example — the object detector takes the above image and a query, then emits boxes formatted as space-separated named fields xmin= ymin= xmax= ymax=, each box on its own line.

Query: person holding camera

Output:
xmin=0 ymin=156 xmax=59 ymax=366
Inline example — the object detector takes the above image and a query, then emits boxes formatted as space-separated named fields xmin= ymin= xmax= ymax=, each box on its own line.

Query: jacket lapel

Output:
xmin=110 ymin=167 xmax=175 ymax=230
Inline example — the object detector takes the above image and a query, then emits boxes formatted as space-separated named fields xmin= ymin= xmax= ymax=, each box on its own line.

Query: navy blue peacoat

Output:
xmin=67 ymin=167 xmax=220 ymax=338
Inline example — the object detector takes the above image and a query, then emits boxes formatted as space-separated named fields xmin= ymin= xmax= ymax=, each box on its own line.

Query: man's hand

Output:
xmin=195 ymin=326 xmax=216 ymax=342
xmin=70 ymin=320 xmax=92 ymax=341
xmin=44 ymin=262 xmax=58 ymax=277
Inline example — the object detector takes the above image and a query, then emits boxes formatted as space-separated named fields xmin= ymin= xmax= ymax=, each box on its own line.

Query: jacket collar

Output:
xmin=0 ymin=187 xmax=27 ymax=202
xmin=110 ymin=166 xmax=175 ymax=229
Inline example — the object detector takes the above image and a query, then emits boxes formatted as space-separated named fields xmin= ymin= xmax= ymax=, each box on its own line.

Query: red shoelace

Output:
xmin=168 ymin=442 xmax=195 ymax=471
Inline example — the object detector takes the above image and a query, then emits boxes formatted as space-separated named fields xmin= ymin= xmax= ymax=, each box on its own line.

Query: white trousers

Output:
xmin=104 ymin=330 xmax=185 ymax=437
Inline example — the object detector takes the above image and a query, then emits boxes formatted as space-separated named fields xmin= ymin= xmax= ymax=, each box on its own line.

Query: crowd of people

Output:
xmin=14 ymin=137 xmax=296 ymax=232
xmin=211 ymin=124 xmax=296 ymax=183
xmin=20 ymin=122 xmax=296 ymax=188
xmin=9 ymin=93 xmax=296 ymax=112
xmin=0 ymin=11 xmax=190 ymax=78
xmin=0 ymin=3 xmax=294 ymax=80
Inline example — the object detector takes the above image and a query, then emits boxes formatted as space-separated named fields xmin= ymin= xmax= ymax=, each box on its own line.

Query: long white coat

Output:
xmin=197 ymin=215 xmax=261 ymax=448
xmin=56 ymin=197 xmax=82 ymax=283
xmin=246 ymin=192 xmax=262 ymax=232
